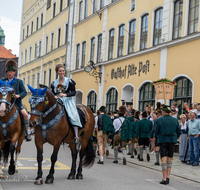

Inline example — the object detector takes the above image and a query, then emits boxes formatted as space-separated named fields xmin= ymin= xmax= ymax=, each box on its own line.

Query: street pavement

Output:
xmin=0 ymin=136 xmax=199 ymax=190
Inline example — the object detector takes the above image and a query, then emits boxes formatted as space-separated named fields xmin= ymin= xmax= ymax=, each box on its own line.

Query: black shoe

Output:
xmin=166 ymin=178 xmax=170 ymax=184
xmin=186 ymin=162 xmax=194 ymax=165
xmin=106 ymin=150 xmax=109 ymax=156
xmin=137 ymin=155 xmax=140 ymax=160
xmin=160 ymin=180 xmax=168 ymax=185
xmin=154 ymin=162 xmax=160 ymax=166
xmin=147 ymin=154 xmax=150 ymax=162
xmin=134 ymin=149 xmax=137 ymax=155
xmin=127 ymin=152 xmax=131 ymax=155
xmin=130 ymin=155 xmax=134 ymax=158
xmin=97 ymin=150 xmax=100 ymax=156
xmin=113 ymin=160 xmax=118 ymax=164
xmin=123 ymin=158 xmax=126 ymax=165
xmin=25 ymin=135 xmax=31 ymax=142
xmin=97 ymin=160 xmax=104 ymax=164
xmin=139 ymin=158 xmax=144 ymax=161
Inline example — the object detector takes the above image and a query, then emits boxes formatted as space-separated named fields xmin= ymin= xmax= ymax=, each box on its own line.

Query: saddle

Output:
xmin=57 ymin=99 xmax=86 ymax=128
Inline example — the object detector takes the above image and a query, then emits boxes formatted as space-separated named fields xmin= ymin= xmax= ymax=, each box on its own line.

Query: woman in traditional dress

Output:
xmin=51 ymin=64 xmax=82 ymax=151
xmin=179 ymin=114 xmax=190 ymax=163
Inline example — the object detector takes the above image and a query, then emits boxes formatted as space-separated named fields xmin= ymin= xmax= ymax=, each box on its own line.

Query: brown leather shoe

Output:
xmin=123 ymin=158 xmax=126 ymax=165
xmin=97 ymin=160 xmax=104 ymax=164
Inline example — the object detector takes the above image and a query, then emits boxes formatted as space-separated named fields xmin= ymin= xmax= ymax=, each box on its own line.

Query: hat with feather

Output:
xmin=5 ymin=59 xmax=17 ymax=72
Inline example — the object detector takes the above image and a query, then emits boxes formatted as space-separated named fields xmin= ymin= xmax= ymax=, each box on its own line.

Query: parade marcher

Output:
xmin=127 ymin=109 xmax=135 ymax=155
xmin=186 ymin=112 xmax=200 ymax=166
xmin=130 ymin=110 xmax=140 ymax=158
xmin=95 ymin=106 xmax=114 ymax=164
xmin=136 ymin=111 xmax=152 ymax=162
xmin=2 ymin=60 xmax=31 ymax=141
xmin=51 ymin=64 xmax=83 ymax=151
xmin=179 ymin=114 xmax=190 ymax=163
xmin=113 ymin=106 xmax=132 ymax=165
xmin=156 ymin=105 xmax=181 ymax=185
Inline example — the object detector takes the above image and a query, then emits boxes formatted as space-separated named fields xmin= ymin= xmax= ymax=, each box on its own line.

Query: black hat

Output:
xmin=6 ymin=59 xmax=17 ymax=72
xmin=142 ymin=111 xmax=147 ymax=117
xmin=131 ymin=109 xmax=135 ymax=114
xmin=183 ymin=110 xmax=189 ymax=114
xmin=99 ymin=106 xmax=106 ymax=112
xmin=161 ymin=105 xmax=171 ymax=113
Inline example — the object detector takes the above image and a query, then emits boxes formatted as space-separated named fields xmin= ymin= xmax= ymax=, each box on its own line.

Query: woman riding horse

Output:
xmin=51 ymin=64 xmax=82 ymax=151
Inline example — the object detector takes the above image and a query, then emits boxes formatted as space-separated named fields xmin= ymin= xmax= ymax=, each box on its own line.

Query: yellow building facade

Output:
xmin=19 ymin=0 xmax=200 ymax=115
xmin=70 ymin=0 xmax=200 ymax=115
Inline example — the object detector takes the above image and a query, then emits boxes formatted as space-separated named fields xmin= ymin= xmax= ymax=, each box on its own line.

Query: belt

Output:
xmin=115 ymin=130 xmax=120 ymax=135
xmin=190 ymin=135 xmax=197 ymax=137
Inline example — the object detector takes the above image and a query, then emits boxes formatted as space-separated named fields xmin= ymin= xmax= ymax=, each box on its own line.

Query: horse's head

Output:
xmin=0 ymin=78 xmax=15 ymax=117
xmin=27 ymin=84 xmax=48 ymax=126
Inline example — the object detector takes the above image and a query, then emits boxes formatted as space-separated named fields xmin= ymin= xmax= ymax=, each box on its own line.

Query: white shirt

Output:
xmin=172 ymin=107 xmax=178 ymax=118
xmin=113 ymin=117 xmax=125 ymax=132
xmin=181 ymin=122 xmax=187 ymax=130
xmin=95 ymin=113 xmax=104 ymax=128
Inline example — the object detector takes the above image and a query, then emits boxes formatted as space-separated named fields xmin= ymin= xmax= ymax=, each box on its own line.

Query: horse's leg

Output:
xmin=67 ymin=144 xmax=77 ymax=180
xmin=0 ymin=150 xmax=4 ymax=178
xmin=45 ymin=144 xmax=60 ymax=184
xmin=8 ymin=141 xmax=16 ymax=175
xmin=76 ymin=147 xmax=85 ymax=180
xmin=34 ymin=144 xmax=44 ymax=185
xmin=15 ymin=132 xmax=24 ymax=173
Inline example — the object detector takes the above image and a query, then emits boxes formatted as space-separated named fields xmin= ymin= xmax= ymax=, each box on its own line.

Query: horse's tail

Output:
xmin=3 ymin=141 xmax=11 ymax=164
xmin=82 ymin=138 xmax=95 ymax=168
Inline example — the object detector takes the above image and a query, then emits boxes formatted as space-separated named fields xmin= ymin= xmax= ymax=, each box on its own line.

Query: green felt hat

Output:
xmin=6 ymin=59 xmax=17 ymax=72
xmin=131 ymin=109 xmax=135 ymax=114
xmin=161 ymin=105 xmax=171 ymax=113
xmin=99 ymin=106 xmax=106 ymax=113
xmin=142 ymin=111 xmax=147 ymax=117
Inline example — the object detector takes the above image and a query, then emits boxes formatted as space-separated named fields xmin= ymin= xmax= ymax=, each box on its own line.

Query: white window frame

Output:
xmin=24 ymin=48 xmax=27 ymax=65
xmin=27 ymin=75 xmax=31 ymax=92
xmin=35 ymin=16 xmax=39 ymax=31
xmin=56 ymin=26 xmax=62 ymax=48
xmin=96 ymin=32 xmax=102 ymax=63
xmin=130 ymin=0 xmax=136 ymax=13
xmin=40 ymin=12 xmax=44 ymax=28
xmin=34 ymin=42 xmax=38 ymax=59
xmin=50 ymin=31 xmax=54 ymax=51
xmin=45 ymin=35 xmax=49 ymax=54
xmin=22 ymin=28 xmax=25 ymax=41
xmin=36 ymin=71 xmax=40 ymax=88
xmin=43 ymin=70 xmax=47 ymax=85
xmin=106 ymin=27 xmax=115 ymax=60
xmin=115 ymin=22 xmax=125 ymax=58
xmin=20 ymin=52 xmax=23 ymax=66
xmin=63 ymin=21 xmax=68 ymax=44
xmin=52 ymin=1 xmax=57 ymax=18
xmin=31 ymin=20 xmax=34 ymax=34
xmin=23 ymin=77 xmax=26 ymax=85
xmin=78 ymin=0 xmax=83 ymax=22
xmin=48 ymin=67 xmax=52 ymax=87
xmin=29 ymin=45 xmax=32 ymax=62
xmin=75 ymin=43 xmax=81 ymax=69
xmin=26 ymin=24 xmax=29 ymax=37
xmin=81 ymin=40 xmax=86 ymax=68
xmin=38 ymin=40 xmax=42 ymax=57
xmin=32 ymin=74 xmax=36 ymax=88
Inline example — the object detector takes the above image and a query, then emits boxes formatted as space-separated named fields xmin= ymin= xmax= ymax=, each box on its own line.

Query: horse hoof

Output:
xmin=8 ymin=165 xmax=15 ymax=175
xmin=76 ymin=174 xmax=83 ymax=180
xmin=34 ymin=178 xmax=43 ymax=185
xmin=45 ymin=178 xmax=54 ymax=184
xmin=67 ymin=174 xmax=75 ymax=180
xmin=0 ymin=173 xmax=4 ymax=179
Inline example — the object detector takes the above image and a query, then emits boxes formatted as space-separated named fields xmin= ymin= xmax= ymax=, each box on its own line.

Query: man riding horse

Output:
xmin=1 ymin=60 xmax=31 ymax=141
xmin=51 ymin=64 xmax=82 ymax=151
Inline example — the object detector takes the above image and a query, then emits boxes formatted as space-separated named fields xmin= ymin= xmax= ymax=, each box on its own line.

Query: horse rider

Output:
xmin=2 ymin=59 xmax=31 ymax=141
xmin=51 ymin=64 xmax=83 ymax=152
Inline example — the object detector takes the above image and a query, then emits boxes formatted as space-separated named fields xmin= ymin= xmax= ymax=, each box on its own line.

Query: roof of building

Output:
xmin=0 ymin=46 xmax=16 ymax=58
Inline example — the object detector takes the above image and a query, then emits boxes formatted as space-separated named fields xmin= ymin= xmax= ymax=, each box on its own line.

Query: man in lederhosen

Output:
xmin=156 ymin=105 xmax=181 ymax=185
xmin=2 ymin=60 xmax=31 ymax=141
xmin=136 ymin=111 xmax=152 ymax=162
xmin=113 ymin=106 xmax=132 ymax=165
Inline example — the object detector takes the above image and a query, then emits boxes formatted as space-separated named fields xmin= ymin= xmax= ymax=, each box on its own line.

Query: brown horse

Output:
xmin=0 ymin=79 xmax=24 ymax=178
xmin=28 ymin=84 xmax=95 ymax=185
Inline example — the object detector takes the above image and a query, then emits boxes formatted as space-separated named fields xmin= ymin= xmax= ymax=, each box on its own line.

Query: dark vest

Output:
xmin=97 ymin=114 xmax=103 ymax=131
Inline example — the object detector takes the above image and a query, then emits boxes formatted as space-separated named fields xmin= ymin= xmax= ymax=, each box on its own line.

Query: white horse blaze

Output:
xmin=0 ymin=94 xmax=7 ymax=115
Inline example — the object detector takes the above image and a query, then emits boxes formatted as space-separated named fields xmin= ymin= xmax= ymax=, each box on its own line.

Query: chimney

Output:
xmin=8 ymin=49 xmax=12 ymax=52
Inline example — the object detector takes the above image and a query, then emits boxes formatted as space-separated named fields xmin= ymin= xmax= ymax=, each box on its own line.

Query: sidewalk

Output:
xmin=106 ymin=146 xmax=200 ymax=183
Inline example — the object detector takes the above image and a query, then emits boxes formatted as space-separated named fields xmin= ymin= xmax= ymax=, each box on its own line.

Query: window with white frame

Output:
xmin=41 ymin=13 xmax=43 ymax=27
xmin=26 ymin=25 xmax=29 ymax=37
xmin=31 ymin=21 xmax=34 ymax=34
xmin=131 ymin=0 xmax=135 ymax=12
xmin=118 ymin=24 xmax=125 ymax=57
xmin=27 ymin=75 xmax=30 ymax=91
xmin=60 ymin=0 xmax=63 ymax=12
xmin=79 ymin=1 xmax=83 ymax=21
xmin=36 ymin=17 xmax=39 ymax=31
xmin=154 ymin=8 xmax=163 ymax=46
xmin=23 ymin=77 xmax=25 ymax=85
xmin=57 ymin=28 xmax=61 ymax=47
xmin=46 ymin=36 xmax=48 ymax=54
xmin=39 ymin=41 xmax=42 ymax=57
xmin=51 ymin=32 xmax=54 ymax=51
xmin=100 ymin=0 xmax=104 ymax=9
xmin=29 ymin=46 xmax=32 ymax=62
xmin=82 ymin=41 xmax=86 ymax=68
xmin=21 ymin=52 xmax=23 ymax=65
xmin=65 ymin=23 xmax=68 ymax=43
xmin=84 ymin=0 xmax=89 ymax=18
xmin=43 ymin=70 xmax=46 ymax=85
xmin=93 ymin=0 xmax=97 ymax=13
xmin=97 ymin=34 xmax=102 ymax=62
xmin=173 ymin=0 xmax=183 ymax=39
xmin=36 ymin=73 xmax=40 ymax=87
xmin=24 ymin=49 xmax=27 ymax=64
xmin=90 ymin=37 xmax=95 ymax=61
xmin=108 ymin=29 xmax=115 ymax=60
xmin=76 ymin=44 xmax=80 ymax=69
xmin=53 ymin=2 xmax=56 ymax=18
xmin=47 ymin=0 xmax=51 ymax=9
xmin=22 ymin=29 xmax=25 ymax=41
xmin=128 ymin=20 xmax=136 ymax=54
xmin=32 ymin=74 xmax=35 ymax=88
xmin=140 ymin=14 xmax=149 ymax=50
xmin=34 ymin=43 xmax=37 ymax=59
xmin=188 ymin=0 xmax=199 ymax=34
xmin=48 ymin=69 xmax=52 ymax=87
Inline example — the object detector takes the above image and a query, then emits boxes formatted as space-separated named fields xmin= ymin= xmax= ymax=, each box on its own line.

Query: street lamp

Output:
xmin=84 ymin=61 xmax=102 ymax=83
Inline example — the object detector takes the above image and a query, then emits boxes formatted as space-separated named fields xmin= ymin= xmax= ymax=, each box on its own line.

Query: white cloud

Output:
xmin=1 ymin=16 xmax=21 ymax=57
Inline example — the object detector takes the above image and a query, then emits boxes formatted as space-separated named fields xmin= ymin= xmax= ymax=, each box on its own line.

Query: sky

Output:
xmin=0 ymin=0 xmax=23 ymax=56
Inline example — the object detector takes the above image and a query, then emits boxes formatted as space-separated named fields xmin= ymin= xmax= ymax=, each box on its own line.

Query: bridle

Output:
xmin=0 ymin=85 xmax=15 ymax=113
